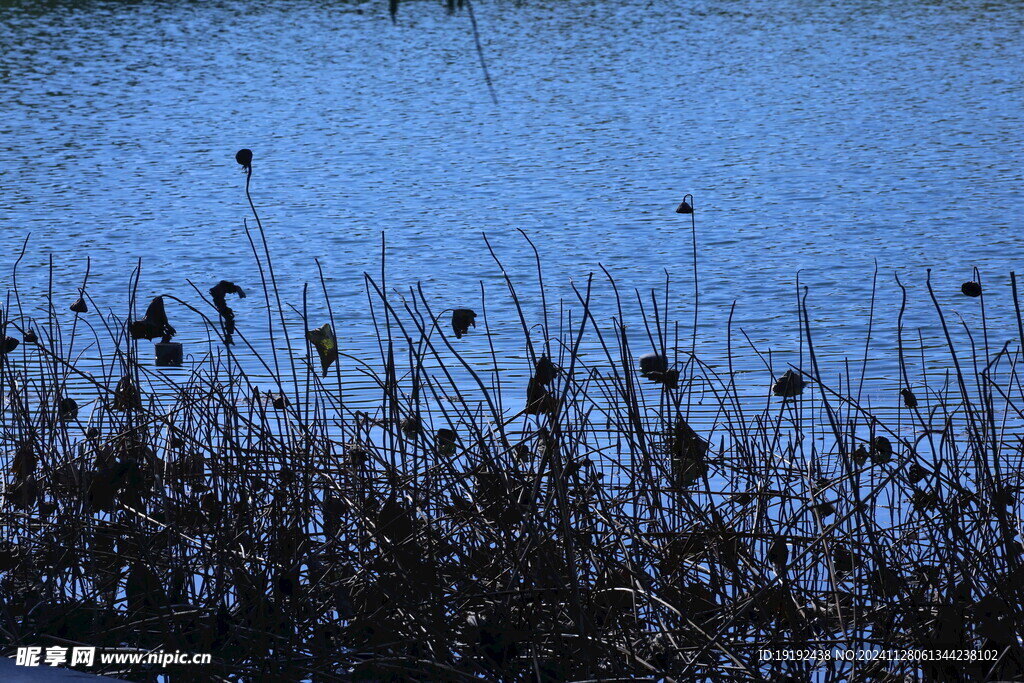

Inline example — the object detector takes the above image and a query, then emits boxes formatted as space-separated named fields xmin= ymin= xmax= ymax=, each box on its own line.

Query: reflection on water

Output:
xmin=0 ymin=0 xmax=1022 ymax=406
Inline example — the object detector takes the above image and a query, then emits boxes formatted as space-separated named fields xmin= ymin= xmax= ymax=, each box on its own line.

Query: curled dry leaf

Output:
xmin=900 ymin=388 xmax=918 ymax=408
xmin=534 ymin=355 xmax=560 ymax=385
xmin=772 ymin=369 xmax=806 ymax=398
xmin=210 ymin=280 xmax=246 ymax=345
xmin=306 ymin=323 xmax=338 ymax=377
xmin=130 ymin=296 xmax=176 ymax=343
xmin=451 ymin=309 xmax=476 ymax=339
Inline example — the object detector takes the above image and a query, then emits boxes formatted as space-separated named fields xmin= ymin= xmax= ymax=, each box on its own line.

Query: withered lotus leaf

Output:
xmin=306 ymin=323 xmax=338 ymax=377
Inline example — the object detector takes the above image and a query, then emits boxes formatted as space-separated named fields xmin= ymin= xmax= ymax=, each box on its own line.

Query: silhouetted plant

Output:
xmin=2 ymin=170 xmax=1024 ymax=683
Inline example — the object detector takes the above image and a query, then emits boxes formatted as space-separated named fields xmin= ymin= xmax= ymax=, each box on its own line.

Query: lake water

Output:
xmin=1 ymin=0 xmax=1022 ymax=409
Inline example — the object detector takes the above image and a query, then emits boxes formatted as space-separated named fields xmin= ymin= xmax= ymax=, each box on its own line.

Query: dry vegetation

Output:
xmin=1 ymin=164 xmax=1023 ymax=682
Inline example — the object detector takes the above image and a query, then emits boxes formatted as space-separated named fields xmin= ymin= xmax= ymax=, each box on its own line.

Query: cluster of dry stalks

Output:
xmin=1 ymin=172 xmax=1023 ymax=683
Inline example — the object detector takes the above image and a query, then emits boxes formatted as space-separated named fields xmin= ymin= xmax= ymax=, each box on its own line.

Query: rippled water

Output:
xmin=1 ymin=0 xmax=1022 ymax=407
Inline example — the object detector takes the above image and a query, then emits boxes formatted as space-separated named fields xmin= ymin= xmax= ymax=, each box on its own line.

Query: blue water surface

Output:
xmin=0 ymin=0 xmax=1022 ymax=406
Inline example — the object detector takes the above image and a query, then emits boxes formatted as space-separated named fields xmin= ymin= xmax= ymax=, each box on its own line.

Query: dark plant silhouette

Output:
xmin=771 ymin=368 xmax=806 ymax=397
xmin=533 ymin=354 xmax=559 ymax=385
xmin=962 ymin=280 xmax=982 ymax=297
xmin=306 ymin=322 xmax=338 ymax=376
xmin=3 ymin=175 xmax=1024 ymax=683
xmin=451 ymin=307 xmax=476 ymax=338
xmin=70 ymin=291 xmax=88 ymax=313
xmin=129 ymin=295 xmax=176 ymax=343
xmin=210 ymin=280 xmax=246 ymax=345
xmin=235 ymin=148 xmax=253 ymax=174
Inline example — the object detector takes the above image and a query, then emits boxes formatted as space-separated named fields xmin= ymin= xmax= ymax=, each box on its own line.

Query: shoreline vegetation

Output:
xmin=2 ymin=157 xmax=1024 ymax=682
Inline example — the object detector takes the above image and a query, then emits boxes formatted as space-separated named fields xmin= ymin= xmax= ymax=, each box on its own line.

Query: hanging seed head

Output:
xmin=961 ymin=281 xmax=982 ymax=297
xmin=70 ymin=297 xmax=88 ymax=314
xmin=235 ymin=148 xmax=253 ymax=171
